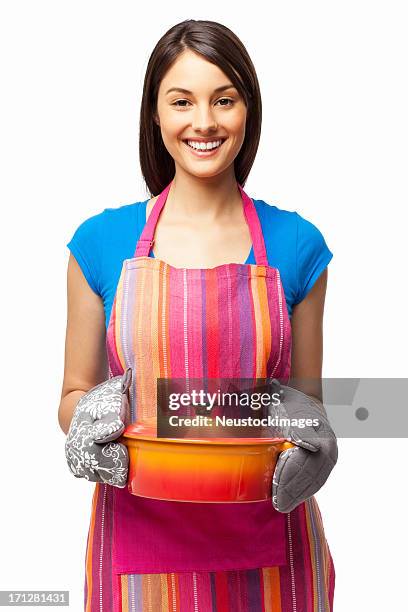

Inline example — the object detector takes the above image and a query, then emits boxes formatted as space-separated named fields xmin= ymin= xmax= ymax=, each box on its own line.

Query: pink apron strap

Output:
xmin=135 ymin=180 xmax=268 ymax=266
xmin=237 ymin=183 xmax=268 ymax=266
xmin=134 ymin=181 xmax=172 ymax=258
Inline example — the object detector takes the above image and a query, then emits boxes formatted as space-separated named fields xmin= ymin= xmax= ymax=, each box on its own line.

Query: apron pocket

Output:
xmin=112 ymin=486 xmax=288 ymax=574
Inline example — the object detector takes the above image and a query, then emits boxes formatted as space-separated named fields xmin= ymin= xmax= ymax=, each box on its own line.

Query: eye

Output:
xmin=171 ymin=98 xmax=235 ymax=109
xmin=216 ymin=98 xmax=234 ymax=106
xmin=172 ymin=99 xmax=190 ymax=108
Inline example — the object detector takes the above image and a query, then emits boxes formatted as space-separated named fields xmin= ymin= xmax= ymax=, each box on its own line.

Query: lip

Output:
xmin=182 ymin=138 xmax=227 ymax=158
xmin=183 ymin=137 xmax=227 ymax=143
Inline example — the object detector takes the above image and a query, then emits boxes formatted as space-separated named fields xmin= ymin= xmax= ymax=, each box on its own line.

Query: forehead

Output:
xmin=159 ymin=50 xmax=232 ymax=93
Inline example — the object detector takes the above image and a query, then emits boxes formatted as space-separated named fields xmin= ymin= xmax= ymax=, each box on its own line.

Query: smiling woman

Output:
xmin=61 ymin=18 xmax=336 ymax=612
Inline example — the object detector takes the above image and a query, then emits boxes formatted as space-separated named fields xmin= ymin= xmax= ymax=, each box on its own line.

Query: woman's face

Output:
xmin=155 ymin=49 xmax=247 ymax=179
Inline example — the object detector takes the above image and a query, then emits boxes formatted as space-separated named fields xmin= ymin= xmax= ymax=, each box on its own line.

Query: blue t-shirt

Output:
xmin=66 ymin=198 xmax=333 ymax=329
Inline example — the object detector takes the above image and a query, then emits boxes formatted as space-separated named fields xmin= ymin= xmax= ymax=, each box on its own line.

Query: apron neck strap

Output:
xmin=135 ymin=180 xmax=268 ymax=266
xmin=135 ymin=181 xmax=172 ymax=258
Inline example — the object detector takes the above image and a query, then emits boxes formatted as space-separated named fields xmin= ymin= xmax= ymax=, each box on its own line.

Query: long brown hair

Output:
xmin=139 ymin=19 xmax=262 ymax=196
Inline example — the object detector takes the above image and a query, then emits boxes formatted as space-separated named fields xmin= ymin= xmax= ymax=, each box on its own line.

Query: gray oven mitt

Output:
xmin=65 ymin=368 xmax=132 ymax=488
xmin=269 ymin=380 xmax=338 ymax=513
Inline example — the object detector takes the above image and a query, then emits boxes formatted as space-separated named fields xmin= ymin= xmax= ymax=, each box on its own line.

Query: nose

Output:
xmin=191 ymin=103 xmax=218 ymax=132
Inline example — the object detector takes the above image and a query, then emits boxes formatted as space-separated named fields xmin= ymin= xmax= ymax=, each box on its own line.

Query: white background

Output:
xmin=1 ymin=1 xmax=407 ymax=610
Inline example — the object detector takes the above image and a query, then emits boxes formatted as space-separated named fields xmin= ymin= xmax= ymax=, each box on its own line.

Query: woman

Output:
xmin=59 ymin=19 xmax=337 ymax=611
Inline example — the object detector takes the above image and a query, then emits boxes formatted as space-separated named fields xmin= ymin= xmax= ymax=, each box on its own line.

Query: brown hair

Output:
xmin=139 ymin=19 xmax=262 ymax=196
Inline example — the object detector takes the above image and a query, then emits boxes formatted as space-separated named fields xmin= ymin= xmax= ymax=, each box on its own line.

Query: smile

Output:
xmin=182 ymin=138 xmax=227 ymax=157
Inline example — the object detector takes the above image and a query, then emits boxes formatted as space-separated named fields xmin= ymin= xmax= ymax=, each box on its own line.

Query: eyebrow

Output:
xmin=165 ymin=84 xmax=237 ymax=95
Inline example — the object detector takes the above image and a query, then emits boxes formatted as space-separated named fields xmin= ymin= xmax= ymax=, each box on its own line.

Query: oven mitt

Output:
xmin=65 ymin=368 xmax=132 ymax=488
xmin=269 ymin=380 xmax=338 ymax=513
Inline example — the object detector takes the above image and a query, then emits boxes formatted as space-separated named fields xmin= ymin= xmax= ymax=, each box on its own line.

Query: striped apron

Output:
xmin=84 ymin=180 xmax=335 ymax=611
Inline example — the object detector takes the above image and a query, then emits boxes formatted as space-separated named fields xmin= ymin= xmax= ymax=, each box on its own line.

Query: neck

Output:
xmin=164 ymin=169 xmax=243 ymax=223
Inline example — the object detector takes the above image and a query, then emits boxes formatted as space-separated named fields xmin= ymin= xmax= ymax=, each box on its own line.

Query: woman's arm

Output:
xmin=289 ymin=268 xmax=328 ymax=411
xmin=271 ymin=268 xmax=338 ymax=512
xmin=58 ymin=254 xmax=108 ymax=435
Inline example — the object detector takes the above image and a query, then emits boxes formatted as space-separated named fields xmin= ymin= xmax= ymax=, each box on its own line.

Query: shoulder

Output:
xmin=254 ymin=198 xmax=325 ymax=236
xmin=101 ymin=200 xmax=147 ymax=231
xmin=253 ymin=198 xmax=296 ymax=223
xmin=254 ymin=197 xmax=331 ymax=252
xmin=252 ymin=197 xmax=333 ymax=310
xmin=252 ymin=198 xmax=298 ymax=254
xmin=68 ymin=200 xmax=147 ymax=244
xmin=66 ymin=200 xmax=147 ymax=296
xmin=103 ymin=200 xmax=147 ymax=217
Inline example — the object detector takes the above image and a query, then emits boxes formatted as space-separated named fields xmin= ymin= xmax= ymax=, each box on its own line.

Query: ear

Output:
xmin=153 ymin=113 xmax=160 ymax=127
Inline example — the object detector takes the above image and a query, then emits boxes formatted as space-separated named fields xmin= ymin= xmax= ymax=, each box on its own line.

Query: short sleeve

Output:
xmin=66 ymin=211 xmax=105 ymax=296
xmin=294 ymin=212 xmax=333 ymax=304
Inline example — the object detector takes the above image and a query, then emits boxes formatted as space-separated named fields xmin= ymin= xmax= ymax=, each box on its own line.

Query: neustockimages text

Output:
xmin=168 ymin=415 xmax=320 ymax=428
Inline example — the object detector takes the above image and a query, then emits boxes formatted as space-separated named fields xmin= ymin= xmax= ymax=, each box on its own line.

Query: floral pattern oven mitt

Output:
xmin=65 ymin=368 xmax=132 ymax=488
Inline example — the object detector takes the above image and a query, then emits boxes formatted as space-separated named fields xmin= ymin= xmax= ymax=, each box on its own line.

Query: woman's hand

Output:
xmin=270 ymin=382 xmax=338 ymax=512
xmin=65 ymin=369 xmax=132 ymax=488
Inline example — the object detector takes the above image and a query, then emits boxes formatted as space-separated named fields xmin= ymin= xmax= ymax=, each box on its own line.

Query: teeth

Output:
xmin=187 ymin=139 xmax=223 ymax=150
